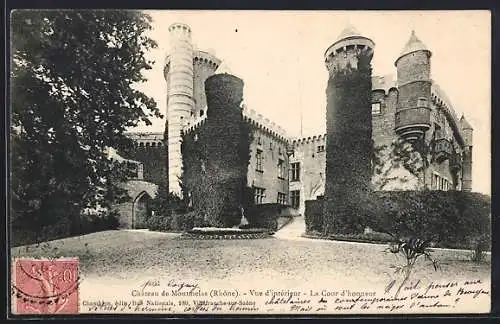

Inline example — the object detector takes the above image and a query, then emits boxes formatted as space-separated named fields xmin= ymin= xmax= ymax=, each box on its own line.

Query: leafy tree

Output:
xmin=11 ymin=10 xmax=160 ymax=241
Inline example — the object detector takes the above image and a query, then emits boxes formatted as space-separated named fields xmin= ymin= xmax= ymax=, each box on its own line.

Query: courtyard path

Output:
xmin=274 ymin=216 xmax=307 ymax=240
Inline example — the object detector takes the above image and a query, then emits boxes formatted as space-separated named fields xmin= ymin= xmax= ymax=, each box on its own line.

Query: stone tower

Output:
xmin=394 ymin=30 xmax=432 ymax=142
xmin=164 ymin=23 xmax=195 ymax=196
xmin=460 ymin=115 xmax=473 ymax=191
xmin=322 ymin=25 xmax=375 ymax=234
xmin=203 ymin=73 xmax=246 ymax=226
xmin=164 ymin=23 xmax=221 ymax=196
xmin=193 ymin=51 xmax=221 ymax=118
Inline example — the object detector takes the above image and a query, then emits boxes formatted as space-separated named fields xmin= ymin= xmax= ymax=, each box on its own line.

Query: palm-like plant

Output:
xmin=386 ymin=237 xmax=439 ymax=297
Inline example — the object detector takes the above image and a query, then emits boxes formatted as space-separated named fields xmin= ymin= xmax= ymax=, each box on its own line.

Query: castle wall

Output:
xmin=289 ymin=136 xmax=326 ymax=215
xmin=247 ymin=126 xmax=290 ymax=206
xmin=114 ymin=180 xmax=158 ymax=229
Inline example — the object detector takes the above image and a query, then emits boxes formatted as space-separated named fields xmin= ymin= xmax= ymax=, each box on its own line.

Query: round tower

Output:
xmin=193 ymin=50 xmax=221 ymax=118
xmin=322 ymin=25 xmax=375 ymax=234
xmin=394 ymin=30 xmax=432 ymax=141
xmin=164 ymin=22 xmax=195 ymax=196
xmin=202 ymin=73 xmax=246 ymax=226
xmin=460 ymin=115 xmax=473 ymax=191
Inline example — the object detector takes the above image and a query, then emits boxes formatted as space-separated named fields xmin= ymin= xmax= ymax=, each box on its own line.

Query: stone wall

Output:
xmin=247 ymin=126 xmax=290 ymax=206
xmin=114 ymin=180 xmax=158 ymax=229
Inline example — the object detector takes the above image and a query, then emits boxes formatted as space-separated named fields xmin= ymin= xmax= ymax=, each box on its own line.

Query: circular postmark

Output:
xmin=12 ymin=258 xmax=81 ymax=314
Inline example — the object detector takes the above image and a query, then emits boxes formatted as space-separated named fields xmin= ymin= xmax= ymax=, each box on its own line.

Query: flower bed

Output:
xmin=180 ymin=227 xmax=274 ymax=240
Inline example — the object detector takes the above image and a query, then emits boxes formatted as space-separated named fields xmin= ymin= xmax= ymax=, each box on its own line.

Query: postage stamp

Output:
xmin=12 ymin=258 xmax=80 ymax=314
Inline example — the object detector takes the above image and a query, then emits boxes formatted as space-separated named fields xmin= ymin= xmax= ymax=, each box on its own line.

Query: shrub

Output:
xmin=11 ymin=210 xmax=120 ymax=247
xmin=305 ymin=190 xmax=491 ymax=250
xmin=305 ymin=200 xmax=323 ymax=233
xmin=245 ymin=203 xmax=287 ymax=231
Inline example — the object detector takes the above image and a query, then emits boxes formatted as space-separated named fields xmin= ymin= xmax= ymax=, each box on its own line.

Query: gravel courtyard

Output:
xmin=11 ymin=226 xmax=490 ymax=286
xmin=10 ymin=219 xmax=491 ymax=314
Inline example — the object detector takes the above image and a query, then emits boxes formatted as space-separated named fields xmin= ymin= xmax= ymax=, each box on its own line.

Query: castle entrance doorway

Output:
xmin=132 ymin=191 xmax=152 ymax=229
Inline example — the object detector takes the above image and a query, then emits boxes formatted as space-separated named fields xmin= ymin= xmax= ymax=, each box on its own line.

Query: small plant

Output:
xmin=385 ymin=237 xmax=439 ymax=297
xmin=470 ymin=235 xmax=489 ymax=263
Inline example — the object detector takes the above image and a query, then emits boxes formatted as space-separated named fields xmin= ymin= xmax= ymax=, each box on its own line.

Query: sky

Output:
xmin=133 ymin=10 xmax=491 ymax=195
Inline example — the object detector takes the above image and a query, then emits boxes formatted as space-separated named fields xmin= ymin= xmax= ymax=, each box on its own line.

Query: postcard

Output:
xmin=9 ymin=9 xmax=491 ymax=316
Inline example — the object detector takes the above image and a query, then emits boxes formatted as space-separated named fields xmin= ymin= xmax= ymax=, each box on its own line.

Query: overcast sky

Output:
xmin=133 ymin=10 xmax=491 ymax=195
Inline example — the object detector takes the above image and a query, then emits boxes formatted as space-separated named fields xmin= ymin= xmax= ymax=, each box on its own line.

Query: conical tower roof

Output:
xmin=324 ymin=23 xmax=374 ymax=60
xmin=460 ymin=115 xmax=473 ymax=130
xmin=336 ymin=24 xmax=362 ymax=42
xmin=399 ymin=30 xmax=430 ymax=57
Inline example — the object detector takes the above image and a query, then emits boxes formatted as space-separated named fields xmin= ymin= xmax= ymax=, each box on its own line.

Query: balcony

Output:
xmin=395 ymin=106 xmax=431 ymax=141
xmin=449 ymin=151 xmax=462 ymax=171
xmin=434 ymin=138 xmax=453 ymax=163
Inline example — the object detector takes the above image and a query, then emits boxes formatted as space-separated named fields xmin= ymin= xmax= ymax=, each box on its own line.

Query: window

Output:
xmin=277 ymin=192 xmax=287 ymax=205
xmin=317 ymin=145 xmax=325 ymax=153
xmin=417 ymin=97 xmax=428 ymax=107
xmin=372 ymin=102 xmax=381 ymax=115
xmin=137 ymin=164 xmax=144 ymax=180
xmin=256 ymin=149 xmax=264 ymax=172
xmin=254 ymin=187 xmax=265 ymax=204
xmin=433 ymin=173 xmax=451 ymax=191
xmin=290 ymin=190 xmax=300 ymax=209
xmin=291 ymin=162 xmax=300 ymax=181
xmin=277 ymin=159 xmax=285 ymax=179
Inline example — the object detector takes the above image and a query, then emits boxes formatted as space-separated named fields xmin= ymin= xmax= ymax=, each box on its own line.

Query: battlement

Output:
xmin=241 ymin=104 xmax=289 ymax=143
xmin=431 ymin=81 xmax=466 ymax=146
xmin=168 ymin=23 xmax=191 ymax=35
xmin=324 ymin=25 xmax=375 ymax=73
xmin=193 ymin=50 xmax=221 ymax=69
xmin=183 ymin=114 xmax=207 ymax=135
xmin=126 ymin=132 xmax=163 ymax=141
xmin=291 ymin=134 xmax=327 ymax=146
xmin=165 ymin=49 xmax=222 ymax=70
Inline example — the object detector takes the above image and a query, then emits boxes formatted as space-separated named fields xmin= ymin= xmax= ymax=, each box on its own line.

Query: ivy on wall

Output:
xmin=323 ymin=53 xmax=373 ymax=235
xmin=181 ymin=74 xmax=254 ymax=228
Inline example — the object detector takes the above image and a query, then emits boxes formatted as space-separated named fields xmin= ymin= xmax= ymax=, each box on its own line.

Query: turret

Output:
xmin=164 ymin=22 xmax=195 ymax=196
xmin=322 ymin=25 xmax=375 ymax=234
xmin=324 ymin=24 xmax=375 ymax=75
xmin=460 ymin=115 xmax=473 ymax=191
xmin=193 ymin=50 xmax=221 ymax=118
xmin=394 ymin=30 xmax=432 ymax=141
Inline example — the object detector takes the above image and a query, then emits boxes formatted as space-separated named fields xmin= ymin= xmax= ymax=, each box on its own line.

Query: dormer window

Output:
xmin=371 ymin=102 xmax=381 ymax=115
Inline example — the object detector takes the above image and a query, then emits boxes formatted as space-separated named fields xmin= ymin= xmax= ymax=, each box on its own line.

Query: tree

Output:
xmin=11 ymin=10 xmax=160 ymax=240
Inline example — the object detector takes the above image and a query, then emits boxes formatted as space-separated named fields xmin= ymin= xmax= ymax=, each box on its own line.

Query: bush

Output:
xmin=305 ymin=190 xmax=491 ymax=250
xmin=245 ymin=203 xmax=286 ymax=231
xmin=305 ymin=200 xmax=323 ymax=233
xmin=11 ymin=211 xmax=120 ymax=247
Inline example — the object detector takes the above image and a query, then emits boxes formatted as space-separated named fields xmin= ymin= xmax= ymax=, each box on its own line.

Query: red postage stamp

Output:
xmin=12 ymin=258 xmax=80 ymax=314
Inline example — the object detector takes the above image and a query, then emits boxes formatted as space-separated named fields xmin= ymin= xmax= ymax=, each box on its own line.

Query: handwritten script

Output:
xmin=80 ymin=278 xmax=490 ymax=314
